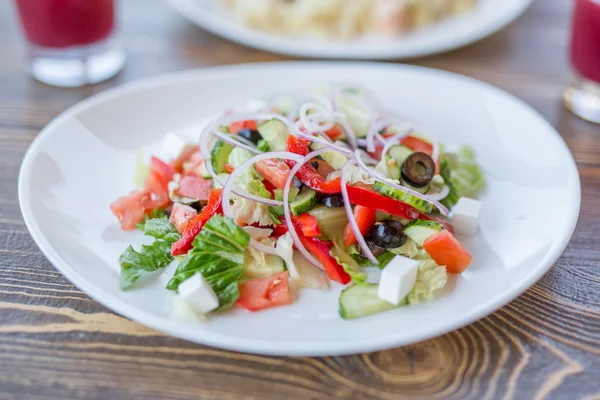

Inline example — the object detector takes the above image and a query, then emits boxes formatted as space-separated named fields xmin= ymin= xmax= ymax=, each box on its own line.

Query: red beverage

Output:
xmin=570 ymin=0 xmax=600 ymax=83
xmin=15 ymin=0 xmax=115 ymax=49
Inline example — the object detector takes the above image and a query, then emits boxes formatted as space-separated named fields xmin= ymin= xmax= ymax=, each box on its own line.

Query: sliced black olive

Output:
xmin=320 ymin=194 xmax=344 ymax=208
xmin=360 ymin=240 xmax=387 ymax=258
xmin=311 ymin=160 xmax=320 ymax=169
xmin=401 ymin=152 xmax=435 ymax=188
xmin=292 ymin=176 xmax=304 ymax=189
xmin=368 ymin=220 xmax=407 ymax=249
xmin=237 ymin=128 xmax=262 ymax=144
xmin=188 ymin=201 xmax=203 ymax=212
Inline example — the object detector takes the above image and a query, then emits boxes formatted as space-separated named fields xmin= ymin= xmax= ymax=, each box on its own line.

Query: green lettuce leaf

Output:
xmin=388 ymin=239 xmax=431 ymax=260
xmin=169 ymin=215 xmax=250 ymax=311
xmin=407 ymin=260 xmax=448 ymax=305
xmin=440 ymin=146 xmax=485 ymax=208
xmin=330 ymin=238 xmax=368 ymax=285
xmin=119 ymin=217 xmax=180 ymax=291
xmin=136 ymin=208 xmax=167 ymax=230
xmin=257 ymin=139 xmax=271 ymax=152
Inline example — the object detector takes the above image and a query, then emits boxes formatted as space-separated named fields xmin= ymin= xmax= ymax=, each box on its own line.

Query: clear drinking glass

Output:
xmin=564 ymin=0 xmax=600 ymax=123
xmin=14 ymin=0 xmax=125 ymax=88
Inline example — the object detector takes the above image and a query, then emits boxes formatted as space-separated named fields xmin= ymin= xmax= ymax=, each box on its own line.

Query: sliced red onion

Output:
xmin=427 ymin=185 xmax=450 ymax=202
xmin=299 ymin=103 xmax=335 ymax=133
xmin=353 ymin=149 xmax=450 ymax=216
xmin=221 ymin=151 xmax=304 ymax=255
xmin=291 ymin=120 xmax=354 ymax=158
xmin=341 ymin=160 xmax=378 ymax=265
xmin=212 ymin=130 xmax=260 ymax=154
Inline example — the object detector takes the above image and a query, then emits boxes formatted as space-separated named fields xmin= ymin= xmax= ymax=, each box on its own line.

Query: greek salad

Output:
xmin=110 ymin=85 xmax=485 ymax=320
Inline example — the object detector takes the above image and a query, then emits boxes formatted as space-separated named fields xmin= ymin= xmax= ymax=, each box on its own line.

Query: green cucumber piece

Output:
xmin=372 ymin=181 xmax=434 ymax=213
xmin=339 ymin=284 xmax=406 ymax=320
xmin=211 ymin=141 xmax=234 ymax=174
xmin=375 ymin=157 xmax=401 ymax=180
xmin=388 ymin=145 xmax=413 ymax=167
xmin=403 ymin=219 xmax=444 ymax=246
xmin=242 ymin=252 xmax=285 ymax=280
xmin=258 ymin=118 xmax=289 ymax=151
xmin=290 ymin=186 xmax=317 ymax=216
xmin=212 ymin=173 xmax=230 ymax=189
xmin=274 ymin=188 xmax=299 ymax=203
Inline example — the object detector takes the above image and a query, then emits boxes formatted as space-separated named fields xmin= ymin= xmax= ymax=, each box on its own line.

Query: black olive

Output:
xmin=401 ymin=152 xmax=435 ymax=188
xmin=320 ymin=194 xmax=344 ymax=208
xmin=292 ymin=176 xmax=304 ymax=189
xmin=368 ymin=220 xmax=407 ymax=249
xmin=311 ymin=160 xmax=320 ymax=169
xmin=360 ymin=240 xmax=387 ymax=258
xmin=237 ymin=128 xmax=262 ymax=144
xmin=188 ymin=201 xmax=203 ymax=212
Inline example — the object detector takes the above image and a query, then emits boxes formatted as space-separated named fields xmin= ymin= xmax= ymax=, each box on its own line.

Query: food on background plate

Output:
xmin=220 ymin=0 xmax=479 ymax=39
xmin=110 ymin=84 xmax=485 ymax=321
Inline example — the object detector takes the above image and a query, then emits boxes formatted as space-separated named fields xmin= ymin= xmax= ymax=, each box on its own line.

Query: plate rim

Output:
xmin=164 ymin=0 xmax=534 ymax=59
xmin=18 ymin=61 xmax=581 ymax=356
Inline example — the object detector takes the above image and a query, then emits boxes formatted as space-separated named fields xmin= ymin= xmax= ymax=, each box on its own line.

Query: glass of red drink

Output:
xmin=564 ymin=0 xmax=600 ymax=123
xmin=14 ymin=0 xmax=125 ymax=87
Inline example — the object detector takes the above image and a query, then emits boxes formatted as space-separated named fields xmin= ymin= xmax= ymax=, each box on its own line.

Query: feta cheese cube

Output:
xmin=161 ymin=133 xmax=188 ymax=161
xmin=178 ymin=273 xmax=219 ymax=313
xmin=451 ymin=197 xmax=483 ymax=236
xmin=377 ymin=256 xmax=419 ymax=305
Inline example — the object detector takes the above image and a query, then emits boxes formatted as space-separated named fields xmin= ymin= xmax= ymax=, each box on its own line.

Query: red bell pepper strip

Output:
xmin=342 ymin=205 xmax=377 ymax=247
xmin=290 ymin=214 xmax=322 ymax=237
xmin=297 ymin=234 xmax=351 ymax=285
xmin=285 ymin=135 xmax=342 ymax=194
xmin=346 ymin=184 xmax=421 ymax=220
xmin=171 ymin=188 xmax=223 ymax=256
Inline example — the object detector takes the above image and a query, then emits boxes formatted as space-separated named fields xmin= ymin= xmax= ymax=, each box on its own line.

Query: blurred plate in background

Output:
xmin=165 ymin=0 xmax=533 ymax=59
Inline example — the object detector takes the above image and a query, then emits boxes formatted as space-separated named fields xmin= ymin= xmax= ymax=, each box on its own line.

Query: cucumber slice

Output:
xmin=242 ymin=252 xmax=285 ymax=280
xmin=372 ymin=181 xmax=434 ymax=213
xmin=339 ymin=284 xmax=406 ymax=320
xmin=310 ymin=136 xmax=348 ymax=169
xmin=290 ymin=186 xmax=317 ymax=216
xmin=258 ymin=118 xmax=289 ymax=151
xmin=212 ymin=173 xmax=230 ymax=189
xmin=375 ymin=157 xmax=400 ymax=180
xmin=388 ymin=145 xmax=413 ymax=167
xmin=211 ymin=141 xmax=234 ymax=174
xmin=274 ymin=188 xmax=299 ymax=203
xmin=403 ymin=219 xmax=444 ymax=246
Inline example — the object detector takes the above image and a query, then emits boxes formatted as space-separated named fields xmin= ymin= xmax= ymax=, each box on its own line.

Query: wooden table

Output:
xmin=1 ymin=1 xmax=599 ymax=399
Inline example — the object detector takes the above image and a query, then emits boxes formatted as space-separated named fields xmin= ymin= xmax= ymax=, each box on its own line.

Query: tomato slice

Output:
xmin=324 ymin=124 xmax=343 ymax=140
xmin=182 ymin=151 xmax=206 ymax=177
xmin=401 ymin=135 xmax=433 ymax=156
xmin=255 ymin=158 xmax=291 ymax=190
xmin=171 ymin=144 xmax=199 ymax=172
xmin=311 ymin=158 xmax=336 ymax=179
xmin=342 ymin=205 xmax=377 ymax=247
xmin=149 ymin=156 xmax=176 ymax=183
xmin=110 ymin=190 xmax=149 ymax=231
xmin=169 ymin=203 xmax=198 ymax=233
xmin=237 ymin=271 xmax=293 ymax=311
xmin=229 ymin=120 xmax=258 ymax=134
xmin=423 ymin=230 xmax=472 ymax=274
xmin=224 ymin=163 xmax=235 ymax=174
xmin=177 ymin=175 xmax=212 ymax=201
xmin=142 ymin=172 xmax=171 ymax=209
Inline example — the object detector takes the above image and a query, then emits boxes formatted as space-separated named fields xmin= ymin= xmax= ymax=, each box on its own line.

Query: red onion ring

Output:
xmin=341 ymin=159 xmax=378 ymax=265
xmin=354 ymin=149 xmax=450 ymax=216
xmin=426 ymin=185 xmax=450 ymax=202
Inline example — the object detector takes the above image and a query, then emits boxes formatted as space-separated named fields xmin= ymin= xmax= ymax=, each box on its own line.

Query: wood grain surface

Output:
xmin=1 ymin=0 xmax=599 ymax=399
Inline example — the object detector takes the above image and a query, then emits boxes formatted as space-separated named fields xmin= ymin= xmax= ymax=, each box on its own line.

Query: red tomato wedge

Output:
xmin=298 ymin=235 xmax=351 ymax=285
xmin=142 ymin=172 xmax=171 ymax=210
xmin=224 ymin=163 xmax=235 ymax=173
xmin=229 ymin=120 xmax=258 ymax=134
xmin=255 ymin=158 xmax=291 ymax=190
xmin=401 ymin=135 xmax=433 ymax=156
xmin=169 ymin=203 xmax=198 ymax=233
xmin=311 ymin=158 xmax=336 ymax=179
xmin=342 ymin=205 xmax=377 ymax=247
xmin=110 ymin=190 xmax=149 ymax=231
xmin=422 ymin=230 xmax=472 ymax=274
xmin=237 ymin=271 xmax=293 ymax=311
xmin=149 ymin=156 xmax=176 ymax=183
xmin=171 ymin=144 xmax=199 ymax=172
xmin=171 ymin=189 xmax=223 ymax=256
xmin=177 ymin=175 xmax=212 ymax=201
xmin=324 ymin=124 xmax=343 ymax=140
xmin=183 ymin=151 xmax=206 ymax=177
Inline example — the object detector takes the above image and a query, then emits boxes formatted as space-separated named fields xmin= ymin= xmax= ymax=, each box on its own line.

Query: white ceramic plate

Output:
xmin=19 ymin=62 xmax=580 ymax=356
xmin=165 ymin=0 xmax=533 ymax=59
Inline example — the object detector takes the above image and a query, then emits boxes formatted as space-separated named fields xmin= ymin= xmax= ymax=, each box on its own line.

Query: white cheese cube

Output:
xmin=451 ymin=197 xmax=483 ymax=236
xmin=161 ymin=133 xmax=188 ymax=161
xmin=377 ymin=256 xmax=419 ymax=305
xmin=178 ymin=273 xmax=219 ymax=313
